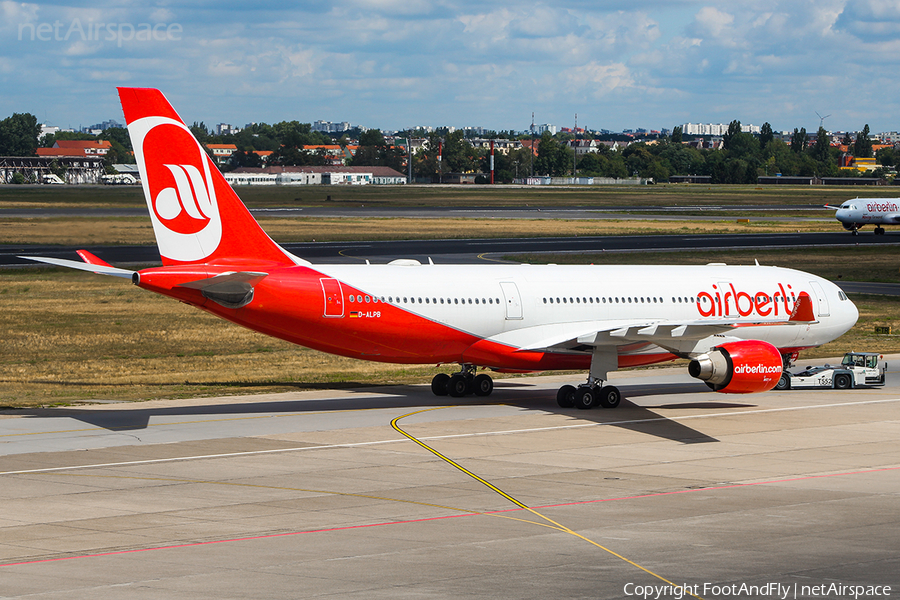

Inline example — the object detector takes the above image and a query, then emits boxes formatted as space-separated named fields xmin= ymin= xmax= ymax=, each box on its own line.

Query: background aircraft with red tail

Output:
xmin=829 ymin=197 xmax=900 ymax=235
xmin=24 ymin=88 xmax=859 ymax=409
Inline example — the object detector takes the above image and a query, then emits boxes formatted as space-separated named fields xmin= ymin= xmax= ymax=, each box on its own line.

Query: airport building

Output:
xmin=36 ymin=140 xmax=112 ymax=157
xmin=226 ymin=165 xmax=406 ymax=186
xmin=681 ymin=122 xmax=761 ymax=135
xmin=0 ymin=156 xmax=105 ymax=184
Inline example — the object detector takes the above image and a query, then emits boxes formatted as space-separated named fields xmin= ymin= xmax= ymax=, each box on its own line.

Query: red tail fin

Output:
xmin=118 ymin=87 xmax=299 ymax=268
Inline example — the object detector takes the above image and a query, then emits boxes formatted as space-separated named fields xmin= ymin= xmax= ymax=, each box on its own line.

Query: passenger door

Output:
xmin=500 ymin=281 xmax=523 ymax=320
xmin=320 ymin=278 xmax=344 ymax=318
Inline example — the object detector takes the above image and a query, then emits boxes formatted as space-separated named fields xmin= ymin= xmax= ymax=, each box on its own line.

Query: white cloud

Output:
xmin=3 ymin=1 xmax=900 ymax=133
xmin=0 ymin=1 xmax=39 ymax=29
xmin=563 ymin=61 xmax=638 ymax=97
xmin=835 ymin=0 xmax=900 ymax=39
xmin=689 ymin=6 xmax=735 ymax=43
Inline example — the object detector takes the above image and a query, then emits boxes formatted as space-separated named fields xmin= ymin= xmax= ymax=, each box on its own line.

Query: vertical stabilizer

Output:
xmin=118 ymin=87 xmax=301 ymax=267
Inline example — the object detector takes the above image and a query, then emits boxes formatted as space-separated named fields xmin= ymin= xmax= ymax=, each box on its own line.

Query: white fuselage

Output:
xmin=313 ymin=262 xmax=858 ymax=361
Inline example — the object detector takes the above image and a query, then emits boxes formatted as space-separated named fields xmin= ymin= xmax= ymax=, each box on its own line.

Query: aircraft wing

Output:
xmin=883 ymin=213 xmax=900 ymax=224
xmin=493 ymin=320 xmax=735 ymax=354
xmin=492 ymin=292 xmax=817 ymax=354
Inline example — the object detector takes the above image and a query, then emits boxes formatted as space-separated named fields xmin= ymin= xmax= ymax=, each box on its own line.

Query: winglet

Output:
xmin=76 ymin=250 xmax=114 ymax=268
xmin=789 ymin=291 xmax=816 ymax=322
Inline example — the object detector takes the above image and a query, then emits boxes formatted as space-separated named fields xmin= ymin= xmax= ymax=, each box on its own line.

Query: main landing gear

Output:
xmin=431 ymin=365 xmax=494 ymax=398
xmin=556 ymin=348 xmax=622 ymax=409
xmin=875 ymin=226 xmax=886 ymax=236
xmin=556 ymin=380 xmax=622 ymax=410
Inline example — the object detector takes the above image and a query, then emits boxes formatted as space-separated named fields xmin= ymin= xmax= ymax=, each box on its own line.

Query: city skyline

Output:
xmin=3 ymin=1 xmax=899 ymax=134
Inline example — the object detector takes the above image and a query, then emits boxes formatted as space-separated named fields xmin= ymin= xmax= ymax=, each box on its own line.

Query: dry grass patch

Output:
xmin=1 ymin=216 xmax=843 ymax=246
xmin=0 ymin=270 xmax=438 ymax=408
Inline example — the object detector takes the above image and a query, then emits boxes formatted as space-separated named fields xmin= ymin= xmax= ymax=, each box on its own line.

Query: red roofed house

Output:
xmin=37 ymin=140 xmax=112 ymax=157
xmin=206 ymin=144 xmax=237 ymax=158
xmin=302 ymin=145 xmax=357 ymax=166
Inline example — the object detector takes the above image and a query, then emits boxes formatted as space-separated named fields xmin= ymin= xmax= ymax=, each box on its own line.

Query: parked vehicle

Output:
xmin=775 ymin=352 xmax=886 ymax=390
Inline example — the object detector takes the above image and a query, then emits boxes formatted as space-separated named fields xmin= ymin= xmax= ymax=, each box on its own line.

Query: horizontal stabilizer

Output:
xmin=20 ymin=255 xmax=135 ymax=279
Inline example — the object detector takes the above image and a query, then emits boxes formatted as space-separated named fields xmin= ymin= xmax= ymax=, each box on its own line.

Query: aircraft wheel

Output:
xmin=574 ymin=386 xmax=596 ymax=410
xmin=473 ymin=374 xmax=493 ymax=396
xmin=875 ymin=226 xmax=886 ymax=235
xmin=556 ymin=385 xmax=576 ymax=408
xmin=597 ymin=385 xmax=621 ymax=408
xmin=774 ymin=372 xmax=791 ymax=391
xmin=447 ymin=374 xmax=468 ymax=397
xmin=431 ymin=373 xmax=450 ymax=396
xmin=834 ymin=373 xmax=852 ymax=389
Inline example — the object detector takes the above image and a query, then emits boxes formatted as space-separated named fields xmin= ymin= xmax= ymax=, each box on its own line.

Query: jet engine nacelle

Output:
xmin=688 ymin=340 xmax=783 ymax=394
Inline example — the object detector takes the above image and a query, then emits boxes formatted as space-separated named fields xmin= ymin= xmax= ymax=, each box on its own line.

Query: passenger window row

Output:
xmin=347 ymin=295 xmax=501 ymax=306
xmin=542 ymin=296 xmax=675 ymax=305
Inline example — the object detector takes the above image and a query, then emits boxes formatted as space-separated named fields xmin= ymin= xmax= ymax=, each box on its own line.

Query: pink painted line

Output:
xmin=3 ymin=464 xmax=897 ymax=568
xmin=534 ymin=464 xmax=900 ymax=510
xmin=0 ymin=512 xmax=475 ymax=567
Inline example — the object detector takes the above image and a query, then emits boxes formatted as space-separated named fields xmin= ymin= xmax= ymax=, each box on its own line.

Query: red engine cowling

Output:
xmin=688 ymin=340 xmax=783 ymax=394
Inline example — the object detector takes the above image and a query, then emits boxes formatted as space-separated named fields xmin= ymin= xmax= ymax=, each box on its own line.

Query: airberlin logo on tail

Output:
xmin=128 ymin=116 xmax=222 ymax=262
xmin=154 ymin=163 xmax=214 ymax=232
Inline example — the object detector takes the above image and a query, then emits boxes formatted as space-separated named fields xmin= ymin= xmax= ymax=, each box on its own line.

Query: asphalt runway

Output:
xmin=2 ymin=364 xmax=899 ymax=598
xmin=5 ymin=231 xmax=900 ymax=297
xmin=3 ymin=230 xmax=900 ymax=267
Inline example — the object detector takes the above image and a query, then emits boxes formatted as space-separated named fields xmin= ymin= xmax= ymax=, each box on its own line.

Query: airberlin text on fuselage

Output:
xmin=696 ymin=283 xmax=794 ymax=318
xmin=867 ymin=202 xmax=899 ymax=212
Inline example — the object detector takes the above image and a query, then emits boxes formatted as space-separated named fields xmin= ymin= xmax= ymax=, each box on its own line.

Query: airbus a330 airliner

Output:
xmin=829 ymin=198 xmax=900 ymax=235
xmin=24 ymin=88 xmax=860 ymax=409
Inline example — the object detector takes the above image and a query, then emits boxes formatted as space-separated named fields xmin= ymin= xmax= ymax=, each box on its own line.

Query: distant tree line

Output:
xmin=407 ymin=121 xmax=889 ymax=183
xmin=1 ymin=110 xmax=891 ymax=182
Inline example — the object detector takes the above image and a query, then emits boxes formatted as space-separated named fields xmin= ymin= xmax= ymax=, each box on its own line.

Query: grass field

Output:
xmin=0 ymin=269 xmax=442 ymax=408
xmin=0 ymin=215 xmax=844 ymax=245
xmin=2 ymin=182 xmax=899 ymax=209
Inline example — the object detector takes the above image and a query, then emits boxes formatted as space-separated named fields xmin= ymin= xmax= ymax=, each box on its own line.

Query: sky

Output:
xmin=2 ymin=1 xmax=899 ymax=135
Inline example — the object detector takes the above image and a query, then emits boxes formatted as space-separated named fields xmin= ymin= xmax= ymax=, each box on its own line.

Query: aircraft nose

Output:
xmin=840 ymin=293 xmax=859 ymax=334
